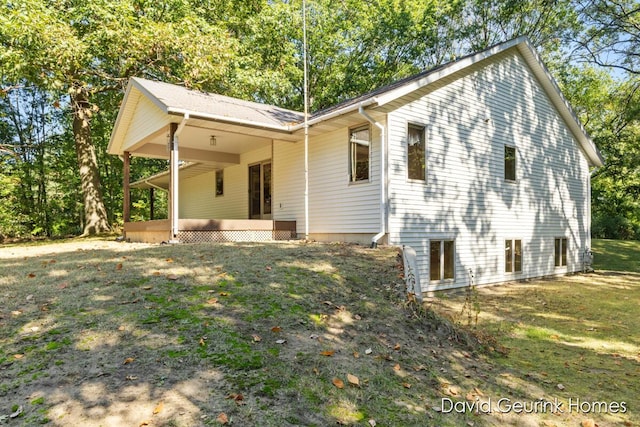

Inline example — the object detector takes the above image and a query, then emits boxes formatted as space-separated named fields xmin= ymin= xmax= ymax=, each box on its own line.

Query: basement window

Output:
xmin=555 ymin=237 xmax=567 ymax=267
xmin=349 ymin=125 xmax=370 ymax=182
xmin=505 ymin=239 xmax=522 ymax=273
xmin=430 ymin=240 xmax=455 ymax=281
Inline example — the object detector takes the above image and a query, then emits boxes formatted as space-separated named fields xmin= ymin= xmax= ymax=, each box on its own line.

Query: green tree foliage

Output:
xmin=0 ymin=0 xmax=639 ymax=240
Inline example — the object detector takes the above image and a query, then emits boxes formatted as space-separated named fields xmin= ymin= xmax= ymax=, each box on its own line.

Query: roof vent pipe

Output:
xmin=358 ymin=104 xmax=386 ymax=249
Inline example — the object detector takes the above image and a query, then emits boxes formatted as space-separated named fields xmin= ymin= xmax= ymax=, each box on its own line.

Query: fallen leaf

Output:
xmin=166 ymin=274 xmax=178 ymax=280
xmin=227 ymin=393 xmax=244 ymax=402
xmin=207 ymin=298 xmax=219 ymax=304
xmin=365 ymin=348 xmax=373 ymax=355
xmin=153 ymin=271 xmax=161 ymax=276
xmin=313 ymin=367 xmax=320 ymax=375
xmin=275 ymin=339 xmax=286 ymax=344
xmin=142 ymin=285 xmax=153 ymax=290
xmin=394 ymin=343 xmax=401 ymax=351
xmin=139 ymin=421 xmax=150 ymax=426
xmin=166 ymin=258 xmax=174 ymax=263
xmin=581 ymin=420 xmax=596 ymax=427
xmin=353 ymin=351 xmax=360 ymax=358
xmin=27 ymin=273 xmax=36 ymax=278
xmin=368 ymin=420 xmax=376 ymax=427
xmin=252 ymin=334 xmax=262 ymax=342
xmin=153 ymin=402 xmax=163 ymax=414
xmin=354 ymin=314 xmax=362 ymax=320
xmin=126 ymin=375 xmax=138 ymax=380
xmin=123 ymin=357 xmax=135 ymax=365
xmin=13 ymin=354 xmax=24 ymax=359
xmin=557 ymin=383 xmax=565 ymax=390
xmin=219 ymin=291 xmax=229 ymax=296
xmin=266 ymin=266 xmax=272 ymax=271
xmin=332 ymin=378 xmax=345 ymax=389
xmin=320 ymin=350 xmax=335 ymax=357
xmin=116 ymin=263 xmax=123 ymax=270
xmin=216 ymin=412 xmax=229 ymax=424
xmin=58 ymin=283 xmax=68 ymax=289
xmin=347 ymin=373 xmax=360 ymax=386
xmin=393 ymin=364 xmax=401 ymax=371
xmin=271 ymin=326 xmax=282 ymax=333
xmin=11 ymin=310 xmax=22 ymax=316
xmin=199 ymin=337 xmax=206 ymax=346
xmin=402 ymin=382 xmax=412 ymax=388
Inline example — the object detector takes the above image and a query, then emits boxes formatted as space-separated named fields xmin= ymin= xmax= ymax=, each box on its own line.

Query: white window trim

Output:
xmin=554 ymin=237 xmax=568 ymax=268
xmin=348 ymin=123 xmax=371 ymax=184
xmin=407 ymin=122 xmax=427 ymax=183
xmin=429 ymin=239 xmax=456 ymax=282
xmin=504 ymin=145 xmax=517 ymax=183
xmin=505 ymin=238 xmax=523 ymax=274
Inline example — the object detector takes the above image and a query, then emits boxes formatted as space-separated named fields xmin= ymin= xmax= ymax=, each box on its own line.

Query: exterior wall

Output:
xmin=387 ymin=52 xmax=592 ymax=291
xmin=122 ymin=95 xmax=171 ymax=151
xmin=273 ymin=123 xmax=382 ymax=239
xmin=179 ymin=145 xmax=272 ymax=219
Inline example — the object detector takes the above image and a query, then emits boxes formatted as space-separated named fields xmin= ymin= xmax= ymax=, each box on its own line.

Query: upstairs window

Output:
xmin=505 ymin=146 xmax=516 ymax=181
xmin=555 ymin=237 xmax=567 ymax=267
xmin=430 ymin=240 xmax=455 ymax=281
xmin=349 ymin=125 xmax=370 ymax=182
xmin=407 ymin=124 xmax=426 ymax=181
xmin=215 ymin=170 xmax=224 ymax=197
xmin=505 ymin=239 xmax=522 ymax=273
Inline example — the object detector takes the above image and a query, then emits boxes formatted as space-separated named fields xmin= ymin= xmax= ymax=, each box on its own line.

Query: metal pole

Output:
xmin=303 ymin=0 xmax=310 ymax=241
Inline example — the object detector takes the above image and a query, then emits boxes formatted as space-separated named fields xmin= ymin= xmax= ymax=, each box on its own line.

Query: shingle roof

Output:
xmin=132 ymin=78 xmax=304 ymax=127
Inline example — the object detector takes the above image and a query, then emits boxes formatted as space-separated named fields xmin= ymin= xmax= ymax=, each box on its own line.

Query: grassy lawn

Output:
xmin=0 ymin=239 xmax=476 ymax=426
xmin=431 ymin=239 xmax=640 ymax=427
xmin=0 ymin=238 xmax=638 ymax=426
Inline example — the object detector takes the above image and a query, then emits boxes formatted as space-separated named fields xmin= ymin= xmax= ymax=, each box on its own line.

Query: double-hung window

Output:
xmin=349 ymin=125 xmax=370 ymax=182
xmin=504 ymin=145 xmax=516 ymax=181
xmin=505 ymin=239 xmax=522 ymax=273
xmin=554 ymin=238 xmax=567 ymax=267
xmin=407 ymin=124 xmax=426 ymax=181
xmin=430 ymin=240 xmax=455 ymax=281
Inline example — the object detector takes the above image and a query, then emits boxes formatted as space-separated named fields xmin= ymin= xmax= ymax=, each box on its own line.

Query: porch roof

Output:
xmin=130 ymin=162 xmax=211 ymax=190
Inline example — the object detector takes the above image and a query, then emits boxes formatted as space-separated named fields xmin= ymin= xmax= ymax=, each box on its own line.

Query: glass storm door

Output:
xmin=249 ymin=162 xmax=272 ymax=219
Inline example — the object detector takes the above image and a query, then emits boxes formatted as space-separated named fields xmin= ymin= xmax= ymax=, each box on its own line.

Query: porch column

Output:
xmin=149 ymin=187 xmax=155 ymax=221
xmin=169 ymin=122 xmax=179 ymax=242
xmin=123 ymin=151 xmax=131 ymax=223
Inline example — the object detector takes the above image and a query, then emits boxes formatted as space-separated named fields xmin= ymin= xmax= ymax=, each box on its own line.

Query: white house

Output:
xmin=108 ymin=37 xmax=603 ymax=291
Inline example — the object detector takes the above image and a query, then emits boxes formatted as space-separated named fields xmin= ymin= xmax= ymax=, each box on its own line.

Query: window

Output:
xmin=407 ymin=124 xmax=426 ymax=181
xmin=349 ymin=125 xmax=370 ymax=182
xmin=505 ymin=239 xmax=522 ymax=273
xmin=215 ymin=170 xmax=224 ymax=196
xmin=504 ymin=146 xmax=516 ymax=181
xmin=555 ymin=237 xmax=567 ymax=267
xmin=430 ymin=240 xmax=455 ymax=281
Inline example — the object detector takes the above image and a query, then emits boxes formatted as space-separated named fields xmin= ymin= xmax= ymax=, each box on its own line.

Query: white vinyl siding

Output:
xmin=387 ymin=52 xmax=592 ymax=291
xmin=122 ymin=94 xmax=171 ymax=152
xmin=179 ymin=145 xmax=272 ymax=219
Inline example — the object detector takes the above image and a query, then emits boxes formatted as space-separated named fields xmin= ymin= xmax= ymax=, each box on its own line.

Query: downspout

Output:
xmin=169 ymin=114 xmax=189 ymax=243
xmin=358 ymin=104 xmax=386 ymax=249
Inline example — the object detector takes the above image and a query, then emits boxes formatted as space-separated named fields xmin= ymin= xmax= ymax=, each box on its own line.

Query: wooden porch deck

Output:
xmin=124 ymin=219 xmax=297 ymax=243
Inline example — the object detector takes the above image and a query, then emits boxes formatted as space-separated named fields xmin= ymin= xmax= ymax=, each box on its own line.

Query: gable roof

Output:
xmin=108 ymin=37 xmax=603 ymax=166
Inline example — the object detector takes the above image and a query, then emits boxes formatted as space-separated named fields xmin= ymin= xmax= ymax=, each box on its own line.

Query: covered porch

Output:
xmin=110 ymin=78 xmax=306 ymax=243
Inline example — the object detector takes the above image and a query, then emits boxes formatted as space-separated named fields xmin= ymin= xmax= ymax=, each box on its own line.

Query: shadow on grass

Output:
xmin=0 ymin=241 xmax=473 ymax=426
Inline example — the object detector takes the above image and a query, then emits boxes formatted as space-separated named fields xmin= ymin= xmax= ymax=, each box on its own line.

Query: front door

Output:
xmin=249 ymin=161 xmax=272 ymax=219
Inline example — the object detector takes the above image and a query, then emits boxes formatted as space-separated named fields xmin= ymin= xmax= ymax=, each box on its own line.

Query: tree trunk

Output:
xmin=71 ymin=84 xmax=111 ymax=235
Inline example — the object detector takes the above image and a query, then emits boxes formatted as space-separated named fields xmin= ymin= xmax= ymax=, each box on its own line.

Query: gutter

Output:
xmin=358 ymin=104 xmax=387 ymax=248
